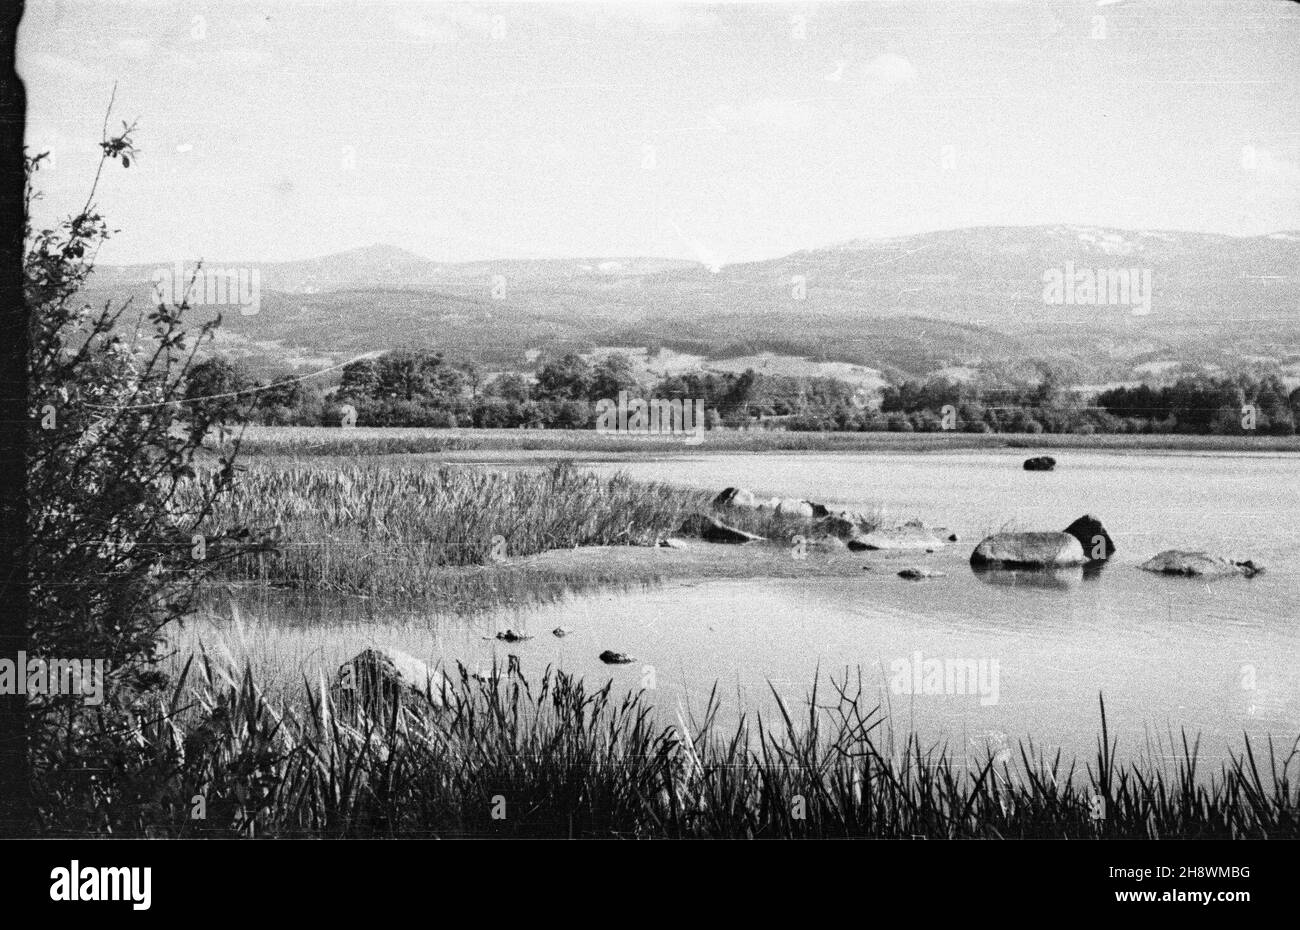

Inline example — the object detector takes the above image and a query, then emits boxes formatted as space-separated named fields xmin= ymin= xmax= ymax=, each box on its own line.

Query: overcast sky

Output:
xmin=19 ymin=0 xmax=1300 ymax=265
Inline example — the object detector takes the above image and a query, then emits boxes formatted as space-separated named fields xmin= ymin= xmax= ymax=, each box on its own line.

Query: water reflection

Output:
xmin=1081 ymin=561 xmax=1110 ymax=581
xmin=970 ymin=565 xmax=1083 ymax=591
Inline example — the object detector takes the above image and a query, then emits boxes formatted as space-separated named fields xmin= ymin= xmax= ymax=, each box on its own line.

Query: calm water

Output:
xmin=238 ymin=450 xmax=1300 ymax=766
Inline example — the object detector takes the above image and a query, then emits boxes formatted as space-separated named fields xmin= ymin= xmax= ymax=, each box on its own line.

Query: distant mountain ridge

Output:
xmin=92 ymin=244 xmax=703 ymax=293
xmin=85 ymin=225 xmax=1300 ymax=384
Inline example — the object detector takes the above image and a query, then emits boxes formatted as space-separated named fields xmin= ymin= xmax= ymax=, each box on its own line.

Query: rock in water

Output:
xmin=712 ymin=487 xmax=756 ymax=508
xmin=599 ymin=650 xmax=635 ymax=664
xmin=898 ymin=567 xmax=946 ymax=580
xmin=1139 ymin=550 xmax=1264 ymax=578
xmin=678 ymin=513 xmax=765 ymax=543
xmin=1062 ymin=514 xmax=1115 ymax=561
xmin=970 ymin=532 xmax=1086 ymax=568
xmin=854 ymin=523 xmax=947 ymax=551
xmin=1023 ymin=456 xmax=1056 ymax=471
xmin=333 ymin=647 xmax=444 ymax=722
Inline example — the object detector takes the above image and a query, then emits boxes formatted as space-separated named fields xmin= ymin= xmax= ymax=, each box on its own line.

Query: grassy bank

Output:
xmin=198 ymin=459 xmax=833 ymax=606
xmin=235 ymin=425 xmax=1300 ymax=458
xmin=57 ymin=651 xmax=1299 ymax=838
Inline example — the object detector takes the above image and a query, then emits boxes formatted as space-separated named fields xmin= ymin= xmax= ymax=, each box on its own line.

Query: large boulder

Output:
xmin=333 ymin=647 xmax=445 ymax=722
xmin=970 ymin=532 xmax=1086 ymax=568
xmin=1062 ymin=514 xmax=1115 ymax=561
xmin=852 ymin=521 xmax=946 ymax=552
xmin=1023 ymin=456 xmax=1056 ymax=471
xmin=775 ymin=498 xmax=815 ymax=519
xmin=1140 ymin=551 xmax=1264 ymax=578
xmin=678 ymin=513 xmax=764 ymax=544
xmin=712 ymin=487 xmax=756 ymax=509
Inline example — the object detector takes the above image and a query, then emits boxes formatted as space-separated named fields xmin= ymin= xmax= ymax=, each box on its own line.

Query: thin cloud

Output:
xmin=711 ymin=97 xmax=824 ymax=134
xmin=115 ymin=37 xmax=152 ymax=60
xmin=860 ymin=54 xmax=917 ymax=95
xmin=19 ymin=50 xmax=104 ymax=82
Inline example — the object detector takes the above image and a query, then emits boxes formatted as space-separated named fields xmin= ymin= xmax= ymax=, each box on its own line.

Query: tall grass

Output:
xmin=195 ymin=459 xmax=843 ymax=605
xmin=49 ymin=651 xmax=1299 ymax=838
xmin=199 ymin=459 xmax=712 ymax=603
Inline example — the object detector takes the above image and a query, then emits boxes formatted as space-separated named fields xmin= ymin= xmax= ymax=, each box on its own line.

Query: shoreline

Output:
xmin=235 ymin=425 xmax=1300 ymax=461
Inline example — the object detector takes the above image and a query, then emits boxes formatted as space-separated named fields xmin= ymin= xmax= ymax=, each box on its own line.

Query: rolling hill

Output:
xmin=83 ymin=226 xmax=1300 ymax=386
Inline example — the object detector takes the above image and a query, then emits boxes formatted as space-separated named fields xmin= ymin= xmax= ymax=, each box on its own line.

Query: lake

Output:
xmin=218 ymin=449 xmax=1300 ymax=769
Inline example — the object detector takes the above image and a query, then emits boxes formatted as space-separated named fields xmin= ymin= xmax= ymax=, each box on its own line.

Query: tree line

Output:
xmin=184 ymin=349 xmax=1300 ymax=436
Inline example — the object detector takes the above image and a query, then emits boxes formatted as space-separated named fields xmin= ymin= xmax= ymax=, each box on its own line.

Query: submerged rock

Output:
xmin=898 ymin=567 xmax=946 ymax=580
xmin=1023 ymin=456 xmax=1057 ymax=471
xmin=853 ymin=522 xmax=947 ymax=551
xmin=1140 ymin=550 xmax=1264 ymax=578
xmin=599 ymin=650 xmax=635 ymax=665
xmin=678 ymin=513 xmax=764 ymax=544
xmin=1063 ymin=514 xmax=1116 ymax=561
xmin=970 ymin=532 xmax=1086 ymax=568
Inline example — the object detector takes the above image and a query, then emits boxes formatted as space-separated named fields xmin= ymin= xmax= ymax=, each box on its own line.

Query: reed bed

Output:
xmin=235 ymin=425 xmax=1300 ymax=458
xmin=196 ymin=459 xmax=842 ymax=605
xmin=51 ymin=651 xmax=1300 ymax=838
xmin=198 ymin=460 xmax=711 ymax=605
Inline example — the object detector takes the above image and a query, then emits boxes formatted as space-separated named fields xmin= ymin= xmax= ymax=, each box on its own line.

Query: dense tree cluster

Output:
xmin=192 ymin=349 xmax=1300 ymax=436
xmin=1095 ymin=375 xmax=1297 ymax=435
